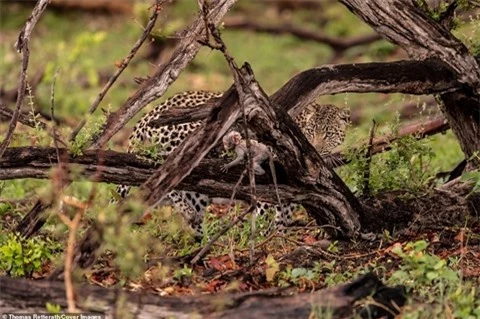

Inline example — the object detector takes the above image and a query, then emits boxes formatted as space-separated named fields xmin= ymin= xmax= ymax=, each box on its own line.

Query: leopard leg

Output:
xmin=254 ymin=201 xmax=279 ymax=236
xmin=168 ymin=191 xmax=210 ymax=241
xmin=279 ymin=203 xmax=297 ymax=228
xmin=256 ymin=202 xmax=298 ymax=236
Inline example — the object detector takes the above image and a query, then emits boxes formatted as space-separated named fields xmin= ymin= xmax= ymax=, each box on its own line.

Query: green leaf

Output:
xmin=426 ymin=271 xmax=439 ymax=281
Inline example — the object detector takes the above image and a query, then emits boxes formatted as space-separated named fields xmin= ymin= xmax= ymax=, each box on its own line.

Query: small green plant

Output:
xmin=343 ymin=118 xmax=434 ymax=195
xmin=0 ymin=234 xmax=57 ymax=277
xmin=173 ymin=265 xmax=193 ymax=281
xmin=69 ymin=114 xmax=106 ymax=155
xmin=390 ymin=240 xmax=459 ymax=294
xmin=45 ymin=302 xmax=61 ymax=314
xmin=129 ymin=138 xmax=165 ymax=165
xmin=381 ymin=229 xmax=394 ymax=243
xmin=460 ymin=170 xmax=480 ymax=195
xmin=309 ymin=304 xmax=334 ymax=319
xmin=278 ymin=265 xmax=319 ymax=287
xmin=389 ymin=240 xmax=480 ymax=318
xmin=326 ymin=240 xmax=340 ymax=253
xmin=415 ymin=0 xmax=475 ymax=25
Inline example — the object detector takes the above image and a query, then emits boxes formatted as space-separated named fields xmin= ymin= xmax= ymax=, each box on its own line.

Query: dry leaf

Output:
xmin=265 ymin=254 xmax=279 ymax=282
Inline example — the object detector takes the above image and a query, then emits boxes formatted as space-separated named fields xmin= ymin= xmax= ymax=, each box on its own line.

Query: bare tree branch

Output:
xmin=141 ymin=86 xmax=241 ymax=207
xmin=362 ymin=120 xmax=377 ymax=196
xmin=69 ymin=0 xmax=166 ymax=141
xmin=0 ymin=68 xmax=44 ymax=104
xmin=0 ymin=273 xmax=405 ymax=319
xmin=0 ymin=104 xmax=47 ymax=131
xmin=146 ymin=59 xmax=460 ymax=128
xmin=269 ymin=58 xmax=460 ymax=118
xmin=0 ymin=0 xmax=51 ymax=159
xmin=88 ymin=0 xmax=238 ymax=150
xmin=224 ymin=16 xmax=382 ymax=53
xmin=339 ymin=0 xmax=480 ymax=167
xmin=340 ymin=0 xmax=480 ymax=88
xmin=330 ymin=116 xmax=451 ymax=167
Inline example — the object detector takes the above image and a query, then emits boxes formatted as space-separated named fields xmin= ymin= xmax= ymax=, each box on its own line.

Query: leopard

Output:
xmin=295 ymin=102 xmax=350 ymax=155
xmin=113 ymin=91 xmax=350 ymax=239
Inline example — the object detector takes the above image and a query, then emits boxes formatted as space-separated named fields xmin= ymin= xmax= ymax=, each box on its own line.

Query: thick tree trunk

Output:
xmin=340 ymin=0 xmax=480 ymax=168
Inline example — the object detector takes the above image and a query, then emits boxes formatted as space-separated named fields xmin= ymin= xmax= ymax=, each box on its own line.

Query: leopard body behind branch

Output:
xmin=114 ymin=91 xmax=350 ymax=239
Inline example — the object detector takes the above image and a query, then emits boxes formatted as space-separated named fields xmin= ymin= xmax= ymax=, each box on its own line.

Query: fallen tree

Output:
xmin=3 ymin=0 xmax=479 ymax=292
xmin=1 ymin=144 xmax=475 ymax=235
xmin=0 ymin=273 xmax=406 ymax=319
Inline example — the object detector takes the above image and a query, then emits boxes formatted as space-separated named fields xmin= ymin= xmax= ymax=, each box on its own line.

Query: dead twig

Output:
xmin=50 ymin=71 xmax=77 ymax=310
xmin=330 ymin=116 xmax=450 ymax=167
xmin=0 ymin=0 xmax=51 ymax=159
xmin=190 ymin=205 xmax=256 ymax=265
xmin=0 ymin=198 xmax=33 ymax=206
xmin=0 ymin=104 xmax=67 ymax=147
xmin=50 ymin=68 xmax=61 ymax=161
xmin=69 ymin=0 xmax=165 ymax=142
xmin=0 ymin=104 xmax=47 ymax=131
xmin=55 ymin=153 xmax=105 ymax=291
xmin=57 ymin=197 xmax=87 ymax=313
xmin=362 ymin=120 xmax=377 ymax=196
xmin=199 ymin=17 xmax=261 ymax=262
xmin=88 ymin=0 xmax=237 ymax=149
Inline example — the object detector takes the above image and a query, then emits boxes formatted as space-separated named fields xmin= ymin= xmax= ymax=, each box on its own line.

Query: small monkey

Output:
xmin=221 ymin=130 xmax=282 ymax=205
xmin=221 ymin=131 xmax=270 ymax=175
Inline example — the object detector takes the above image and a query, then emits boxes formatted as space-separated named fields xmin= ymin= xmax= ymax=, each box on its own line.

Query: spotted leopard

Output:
xmin=295 ymin=102 xmax=350 ymax=155
xmin=114 ymin=91 xmax=349 ymax=239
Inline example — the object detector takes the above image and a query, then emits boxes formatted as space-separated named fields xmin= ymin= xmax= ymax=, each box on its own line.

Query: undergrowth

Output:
xmin=340 ymin=118 xmax=436 ymax=195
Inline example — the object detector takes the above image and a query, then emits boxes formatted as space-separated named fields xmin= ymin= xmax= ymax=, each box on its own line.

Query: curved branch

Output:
xmin=148 ymin=59 xmax=460 ymax=127
xmin=339 ymin=0 xmax=480 ymax=167
xmin=224 ymin=16 xmax=382 ymax=52
xmin=340 ymin=0 xmax=480 ymax=89
xmin=330 ymin=116 xmax=451 ymax=167
xmin=270 ymin=58 xmax=460 ymax=117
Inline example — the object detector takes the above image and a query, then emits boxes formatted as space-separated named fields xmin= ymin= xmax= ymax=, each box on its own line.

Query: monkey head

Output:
xmin=222 ymin=131 xmax=242 ymax=150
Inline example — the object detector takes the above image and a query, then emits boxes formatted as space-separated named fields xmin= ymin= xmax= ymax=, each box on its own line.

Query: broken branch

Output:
xmin=0 ymin=0 xmax=51 ymax=159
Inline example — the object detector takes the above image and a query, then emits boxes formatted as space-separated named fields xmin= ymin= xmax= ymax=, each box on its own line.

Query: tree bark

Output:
xmin=147 ymin=59 xmax=459 ymax=127
xmin=339 ymin=0 xmax=480 ymax=167
xmin=329 ymin=116 xmax=450 ymax=167
xmin=2 ymin=145 xmax=474 ymax=236
xmin=0 ymin=117 xmax=450 ymax=186
xmin=0 ymin=273 xmax=405 ymax=319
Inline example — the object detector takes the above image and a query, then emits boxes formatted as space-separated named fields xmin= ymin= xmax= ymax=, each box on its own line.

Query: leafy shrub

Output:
xmin=0 ymin=234 xmax=57 ymax=277
xmin=342 ymin=120 xmax=434 ymax=195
